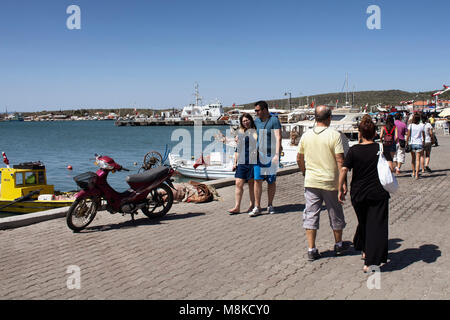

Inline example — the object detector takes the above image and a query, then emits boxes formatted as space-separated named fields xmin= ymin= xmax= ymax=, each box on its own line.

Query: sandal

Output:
xmin=227 ymin=209 xmax=240 ymax=215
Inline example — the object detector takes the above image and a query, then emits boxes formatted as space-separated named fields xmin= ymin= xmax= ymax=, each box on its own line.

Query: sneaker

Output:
xmin=267 ymin=205 xmax=276 ymax=214
xmin=425 ymin=166 xmax=432 ymax=173
xmin=307 ymin=249 xmax=321 ymax=261
xmin=249 ymin=207 xmax=262 ymax=217
xmin=334 ymin=243 xmax=347 ymax=256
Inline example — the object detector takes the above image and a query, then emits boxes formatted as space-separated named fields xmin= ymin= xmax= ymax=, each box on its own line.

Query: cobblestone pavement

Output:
xmin=1 ymin=135 xmax=449 ymax=300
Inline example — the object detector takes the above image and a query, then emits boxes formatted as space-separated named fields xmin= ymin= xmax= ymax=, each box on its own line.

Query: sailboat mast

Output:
xmin=345 ymin=73 xmax=349 ymax=105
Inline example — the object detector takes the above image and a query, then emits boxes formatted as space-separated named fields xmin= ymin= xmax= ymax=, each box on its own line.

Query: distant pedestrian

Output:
xmin=393 ymin=113 xmax=407 ymax=174
xmin=429 ymin=114 xmax=438 ymax=146
xmin=228 ymin=113 xmax=258 ymax=214
xmin=420 ymin=113 xmax=434 ymax=173
xmin=406 ymin=113 xmax=425 ymax=180
xmin=338 ymin=115 xmax=394 ymax=273
xmin=297 ymin=105 xmax=347 ymax=261
xmin=407 ymin=112 xmax=414 ymax=125
xmin=380 ymin=115 xmax=398 ymax=160
xmin=250 ymin=101 xmax=282 ymax=217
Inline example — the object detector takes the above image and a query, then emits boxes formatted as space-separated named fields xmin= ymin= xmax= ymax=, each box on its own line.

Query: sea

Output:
xmin=0 ymin=120 xmax=231 ymax=218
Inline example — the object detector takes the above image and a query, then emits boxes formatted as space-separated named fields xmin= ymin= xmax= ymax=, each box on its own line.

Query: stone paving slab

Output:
xmin=1 ymin=135 xmax=449 ymax=300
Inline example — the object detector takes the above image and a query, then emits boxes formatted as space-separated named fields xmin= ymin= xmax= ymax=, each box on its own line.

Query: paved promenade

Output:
xmin=1 ymin=135 xmax=449 ymax=300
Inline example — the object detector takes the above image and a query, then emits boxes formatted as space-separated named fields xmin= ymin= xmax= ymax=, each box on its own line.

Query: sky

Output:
xmin=0 ymin=0 xmax=449 ymax=112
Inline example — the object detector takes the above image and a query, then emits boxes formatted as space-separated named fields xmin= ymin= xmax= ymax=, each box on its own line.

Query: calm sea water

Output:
xmin=0 ymin=121 xmax=229 ymax=217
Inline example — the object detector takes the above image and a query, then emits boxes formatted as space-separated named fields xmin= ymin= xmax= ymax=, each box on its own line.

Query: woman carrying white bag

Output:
xmin=338 ymin=115 xmax=396 ymax=273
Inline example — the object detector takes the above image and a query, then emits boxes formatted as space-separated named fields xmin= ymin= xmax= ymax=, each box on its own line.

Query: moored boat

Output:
xmin=168 ymin=139 xmax=298 ymax=180
xmin=0 ymin=155 xmax=74 ymax=214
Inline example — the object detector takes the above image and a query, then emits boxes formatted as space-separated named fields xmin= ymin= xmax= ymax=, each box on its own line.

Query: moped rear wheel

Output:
xmin=142 ymin=183 xmax=173 ymax=219
xmin=66 ymin=197 xmax=99 ymax=232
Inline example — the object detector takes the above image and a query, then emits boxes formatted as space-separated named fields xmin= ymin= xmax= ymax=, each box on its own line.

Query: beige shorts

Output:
xmin=393 ymin=143 xmax=405 ymax=164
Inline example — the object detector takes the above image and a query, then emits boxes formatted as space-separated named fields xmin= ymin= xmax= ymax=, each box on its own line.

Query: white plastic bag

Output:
xmin=377 ymin=143 xmax=398 ymax=193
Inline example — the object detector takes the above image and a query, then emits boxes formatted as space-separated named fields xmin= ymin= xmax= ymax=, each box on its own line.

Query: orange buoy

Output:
xmin=67 ymin=165 xmax=73 ymax=170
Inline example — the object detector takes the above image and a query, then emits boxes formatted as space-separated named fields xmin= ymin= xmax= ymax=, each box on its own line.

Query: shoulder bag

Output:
xmin=377 ymin=143 xmax=399 ymax=193
xmin=405 ymin=125 xmax=412 ymax=153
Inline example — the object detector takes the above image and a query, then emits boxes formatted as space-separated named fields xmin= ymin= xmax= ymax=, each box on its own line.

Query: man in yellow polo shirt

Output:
xmin=297 ymin=105 xmax=347 ymax=261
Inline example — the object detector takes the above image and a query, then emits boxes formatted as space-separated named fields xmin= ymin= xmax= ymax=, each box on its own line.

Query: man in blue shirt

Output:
xmin=250 ymin=101 xmax=282 ymax=217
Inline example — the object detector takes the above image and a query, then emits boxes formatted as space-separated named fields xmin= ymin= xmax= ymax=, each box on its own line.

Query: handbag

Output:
xmin=404 ymin=124 xmax=412 ymax=153
xmin=377 ymin=143 xmax=399 ymax=193
xmin=405 ymin=144 xmax=412 ymax=153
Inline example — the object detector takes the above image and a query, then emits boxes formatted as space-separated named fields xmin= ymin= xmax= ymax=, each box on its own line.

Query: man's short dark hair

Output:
xmin=254 ymin=100 xmax=269 ymax=110
xmin=395 ymin=113 xmax=402 ymax=120
xmin=315 ymin=106 xmax=332 ymax=122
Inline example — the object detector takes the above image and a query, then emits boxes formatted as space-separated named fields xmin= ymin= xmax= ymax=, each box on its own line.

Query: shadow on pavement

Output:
xmin=318 ymin=241 xmax=354 ymax=258
xmin=82 ymin=212 xmax=205 ymax=233
xmin=273 ymin=203 xmax=306 ymax=214
xmin=382 ymin=238 xmax=441 ymax=272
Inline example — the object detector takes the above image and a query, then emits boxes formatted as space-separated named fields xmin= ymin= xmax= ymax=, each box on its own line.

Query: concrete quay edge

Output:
xmin=0 ymin=166 xmax=299 ymax=230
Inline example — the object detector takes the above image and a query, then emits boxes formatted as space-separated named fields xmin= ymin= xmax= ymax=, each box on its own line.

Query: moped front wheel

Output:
xmin=142 ymin=183 xmax=173 ymax=219
xmin=66 ymin=197 xmax=99 ymax=232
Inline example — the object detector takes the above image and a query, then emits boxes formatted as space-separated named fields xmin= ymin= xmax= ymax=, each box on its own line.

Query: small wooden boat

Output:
xmin=0 ymin=157 xmax=74 ymax=214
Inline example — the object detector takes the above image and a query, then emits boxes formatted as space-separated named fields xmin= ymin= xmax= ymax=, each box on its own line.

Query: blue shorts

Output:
xmin=410 ymin=144 xmax=423 ymax=152
xmin=235 ymin=164 xmax=254 ymax=180
xmin=254 ymin=161 xmax=277 ymax=184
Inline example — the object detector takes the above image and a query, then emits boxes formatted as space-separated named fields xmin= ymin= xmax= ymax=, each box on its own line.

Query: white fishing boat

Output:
xmin=168 ymin=139 xmax=298 ymax=180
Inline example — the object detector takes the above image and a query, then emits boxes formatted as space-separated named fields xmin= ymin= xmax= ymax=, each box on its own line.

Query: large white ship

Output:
xmin=180 ymin=83 xmax=225 ymax=121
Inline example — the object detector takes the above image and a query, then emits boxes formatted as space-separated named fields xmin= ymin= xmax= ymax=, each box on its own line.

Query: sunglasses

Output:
xmin=254 ymin=109 xmax=262 ymax=113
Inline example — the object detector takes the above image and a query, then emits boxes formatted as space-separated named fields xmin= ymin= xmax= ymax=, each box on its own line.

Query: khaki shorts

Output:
xmin=303 ymin=187 xmax=346 ymax=230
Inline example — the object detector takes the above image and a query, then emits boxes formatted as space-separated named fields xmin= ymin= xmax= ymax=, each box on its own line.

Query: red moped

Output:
xmin=66 ymin=154 xmax=175 ymax=232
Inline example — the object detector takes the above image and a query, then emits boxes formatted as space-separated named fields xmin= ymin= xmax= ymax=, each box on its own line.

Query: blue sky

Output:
xmin=1 ymin=0 xmax=449 ymax=112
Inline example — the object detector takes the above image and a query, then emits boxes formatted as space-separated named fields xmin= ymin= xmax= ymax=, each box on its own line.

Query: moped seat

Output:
xmin=126 ymin=166 xmax=169 ymax=184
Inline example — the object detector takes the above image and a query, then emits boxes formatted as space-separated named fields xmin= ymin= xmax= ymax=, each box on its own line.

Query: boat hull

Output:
xmin=174 ymin=166 xmax=235 ymax=180
xmin=0 ymin=200 xmax=73 ymax=214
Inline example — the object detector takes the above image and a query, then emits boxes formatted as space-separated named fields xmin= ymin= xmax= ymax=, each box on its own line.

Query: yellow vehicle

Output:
xmin=0 ymin=162 xmax=74 ymax=214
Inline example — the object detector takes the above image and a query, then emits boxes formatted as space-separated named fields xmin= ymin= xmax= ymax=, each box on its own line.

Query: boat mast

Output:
xmin=194 ymin=82 xmax=202 ymax=106
xmin=345 ymin=73 xmax=349 ymax=106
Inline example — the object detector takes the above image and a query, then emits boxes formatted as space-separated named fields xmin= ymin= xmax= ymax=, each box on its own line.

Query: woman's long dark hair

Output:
xmin=239 ymin=113 xmax=256 ymax=131
xmin=385 ymin=115 xmax=395 ymax=132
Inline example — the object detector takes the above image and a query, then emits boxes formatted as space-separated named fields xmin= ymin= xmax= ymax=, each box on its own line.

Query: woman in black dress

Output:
xmin=338 ymin=115 xmax=394 ymax=272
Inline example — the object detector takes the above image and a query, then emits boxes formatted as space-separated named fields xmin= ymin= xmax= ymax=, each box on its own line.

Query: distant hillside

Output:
xmin=16 ymin=89 xmax=450 ymax=116
xmin=237 ymin=89 xmax=450 ymax=111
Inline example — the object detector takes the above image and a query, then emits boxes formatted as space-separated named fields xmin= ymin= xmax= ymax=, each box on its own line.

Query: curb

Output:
xmin=0 ymin=207 xmax=69 ymax=230
xmin=0 ymin=166 xmax=300 ymax=230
